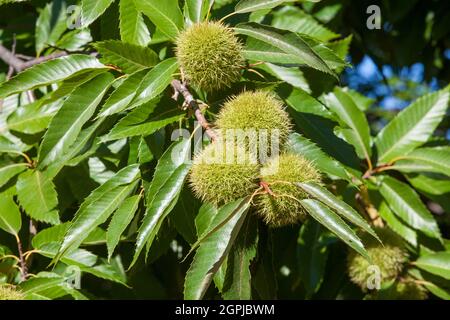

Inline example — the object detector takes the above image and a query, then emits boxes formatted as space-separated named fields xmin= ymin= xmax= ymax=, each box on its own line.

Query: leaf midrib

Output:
xmin=34 ymin=171 xmax=51 ymax=212
xmin=0 ymin=163 xmax=28 ymax=172
xmin=139 ymin=1 xmax=180 ymax=39
xmin=98 ymin=46 xmax=150 ymax=69
xmin=378 ymin=91 xmax=449 ymax=162
xmin=62 ymin=183 xmax=136 ymax=254
xmin=0 ymin=211 xmax=18 ymax=235
xmin=42 ymin=87 xmax=107 ymax=165
xmin=235 ymin=0 xmax=283 ymax=14
xmin=381 ymin=181 xmax=434 ymax=229
xmin=400 ymin=154 xmax=450 ymax=171
xmin=8 ymin=112 xmax=54 ymax=129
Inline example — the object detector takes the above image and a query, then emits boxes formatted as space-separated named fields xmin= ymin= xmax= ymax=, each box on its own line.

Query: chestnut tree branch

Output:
xmin=14 ymin=234 xmax=28 ymax=281
xmin=6 ymin=35 xmax=17 ymax=80
xmin=0 ymin=43 xmax=69 ymax=73
xmin=0 ymin=43 xmax=23 ymax=72
xmin=171 ymin=79 xmax=218 ymax=141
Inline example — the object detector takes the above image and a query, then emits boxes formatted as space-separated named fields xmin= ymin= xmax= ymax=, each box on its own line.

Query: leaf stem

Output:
xmin=219 ymin=11 xmax=238 ymax=23
xmin=0 ymin=254 xmax=20 ymax=262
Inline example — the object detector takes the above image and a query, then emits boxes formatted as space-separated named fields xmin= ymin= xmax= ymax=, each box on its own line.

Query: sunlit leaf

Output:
xmin=184 ymin=197 xmax=251 ymax=300
xmin=16 ymin=170 xmax=60 ymax=225
xmin=0 ymin=55 xmax=106 ymax=98
xmin=375 ymin=86 xmax=450 ymax=164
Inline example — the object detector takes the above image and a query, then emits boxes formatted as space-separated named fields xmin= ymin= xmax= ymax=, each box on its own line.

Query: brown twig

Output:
xmin=356 ymin=185 xmax=384 ymax=227
xmin=14 ymin=234 xmax=28 ymax=281
xmin=26 ymin=219 xmax=38 ymax=273
xmin=6 ymin=35 xmax=16 ymax=80
xmin=362 ymin=163 xmax=392 ymax=179
xmin=20 ymin=51 xmax=69 ymax=70
xmin=0 ymin=43 xmax=23 ymax=72
xmin=260 ymin=181 xmax=275 ymax=196
xmin=0 ymin=43 xmax=69 ymax=73
xmin=26 ymin=90 xmax=36 ymax=102
xmin=15 ymin=53 xmax=34 ymax=61
xmin=171 ymin=79 xmax=218 ymax=141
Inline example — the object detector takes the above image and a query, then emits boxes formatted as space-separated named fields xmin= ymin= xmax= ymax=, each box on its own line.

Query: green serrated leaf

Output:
xmin=259 ymin=63 xmax=310 ymax=92
xmin=415 ymin=252 xmax=450 ymax=280
xmin=338 ymin=86 xmax=373 ymax=111
xmin=375 ymin=86 xmax=450 ymax=164
xmin=19 ymin=275 xmax=67 ymax=296
xmin=38 ymin=73 xmax=114 ymax=168
xmin=297 ymin=219 xmax=328 ymax=298
xmin=184 ymin=197 xmax=251 ymax=300
xmin=39 ymin=243 xmax=97 ymax=267
xmin=131 ymin=139 xmax=192 ymax=267
xmin=236 ymin=22 xmax=336 ymax=77
xmin=297 ymin=182 xmax=379 ymax=242
xmin=35 ymin=1 xmax=68 ymax=55
xmin=377 ymin=200 xmax=418 ymax=247
xmin=303 ymin=36 xmax=348 ymax=72
xmin=54 ymin=164 xmax=140 ymax=262
xmin=300 ymin=199 xmax=370 ymax=260
xmin=406 ymin=172 xmax=450 ymax=196
xmin=0 ymin=194 xmax=22 ymax=235
xmin=185 ymin=0 xmax=213 ymax=24
xmin=42 ymin=69 xmax=107 ymax=105
xmin=130 ymin=57 xmax=179 ymax=108
xmin=392 ymin=147 xmax=450 ymax=177
xmin=235 ymin=0 xmax=296 ymax=14
xmin=280 ymin=86 xmax=361 ymax=177
xmin=103 ymin=101 xmax=184 ymax=141
xmin=32 ymin=223 xmax=70 ymax=249
xmin=81 ymin=0 xmax=115 ymax=27
xmin=222 ymin=216 xmax=258 ymax=300
xmin=119 ymin=0 xmax=151 ymax=46
xmin=98 ymin=69 xmax=148 ymax=117
xmin=93 ymin=40 xmax=159 ymax=74
xmin=0 ymin=55 xmax=106 ymax=98
xmin=0 ymin=163 xmax=28 ymax=188
xmin=135 ymin=0 xmax=184 ymax=40
xmin=56 ymin=29 xmax=93 ymax=51
xmin=7 ymin=99 xmax=60 ymax=134
xmin=172 ymin=188 xmax=200 ymax=244
xmin=380 ymin=176 xmax=442 ymax=241
xmin=107 ymin=194 xmax=141 ymax=260
xmin=16 ymin=170 xmax=60 ymax=225
xmin=46 ymin=119 xmax=105 ymax=178
xmin=32 ymin=223 xmax=106 ymax=249
xmin=195 ymin=202 xmax=218 ymax=237
xmin=287 ymin=133 xmax=350 ymax=181
xmin=272 ymin=7 xmax=338 ymax=42
xmin=323 ymin=87 xmax=372 ymax=162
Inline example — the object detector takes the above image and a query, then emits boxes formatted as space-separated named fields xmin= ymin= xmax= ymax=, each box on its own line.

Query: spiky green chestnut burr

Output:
xmin=256 ymin=153 xmax=321 ymax=227
xmin=347 ymin=227 xmax=408 ymax=290
xmin=0 ymin=285 xmax=24 ymax=300
xmin=189 ymin=140 xmax=260 ymax=205
xmin=394 ymin=278 xmax=428 ymax=300
xmin=215 ymin=91 xmax=292 ymax=147
xmin=176 ymin=21 xmax=244 ymax=92
xmin=365 ymin=277 xmax=428 ymax=300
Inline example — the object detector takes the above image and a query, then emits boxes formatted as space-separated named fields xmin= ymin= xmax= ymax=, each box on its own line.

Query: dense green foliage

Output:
xmin=0 ymin=0 xmax=449 ymax=300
